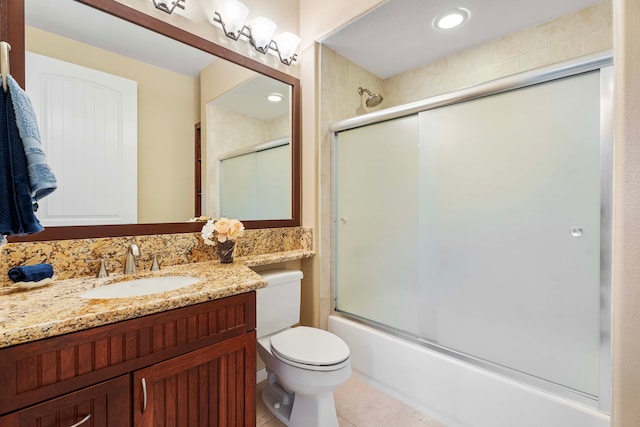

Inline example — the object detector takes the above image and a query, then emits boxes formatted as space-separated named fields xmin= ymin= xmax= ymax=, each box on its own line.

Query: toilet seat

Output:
xmin=270 ymin=326 xmax=350 ymax=371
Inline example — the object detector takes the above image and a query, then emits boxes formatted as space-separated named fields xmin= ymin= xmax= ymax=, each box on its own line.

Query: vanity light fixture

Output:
xmin=433 ymin=7 xmax=470 ymax=30
xmin=267 ymin=93 xmax=284 ymax=102
xmin=152 ymin=0 xmax=186 ymax=14
xmin=213 ymin=0 xmax=301 ymax=66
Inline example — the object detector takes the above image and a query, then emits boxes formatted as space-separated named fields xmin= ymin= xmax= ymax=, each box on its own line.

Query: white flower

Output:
xmin=200 ymin=219 xmax=217 ymax=246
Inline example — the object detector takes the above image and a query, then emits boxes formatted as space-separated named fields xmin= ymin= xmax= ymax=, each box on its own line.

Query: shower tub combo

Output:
xmin=330 ymin=52 xmax=613 ymax=427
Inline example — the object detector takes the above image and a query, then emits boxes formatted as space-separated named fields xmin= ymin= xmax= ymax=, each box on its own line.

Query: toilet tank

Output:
xmin=256 ymin=269 xmax=303 ymax=338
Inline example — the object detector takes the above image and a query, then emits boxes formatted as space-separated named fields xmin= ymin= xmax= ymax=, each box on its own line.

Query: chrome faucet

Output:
xmin=123 ymin=243 xmax=141 ymax=274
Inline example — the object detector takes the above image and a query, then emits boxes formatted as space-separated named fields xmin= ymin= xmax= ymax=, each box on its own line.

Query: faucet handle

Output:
xmin=89 ymin=259 xmax=109 ymax=278
xmin=128 ymin=243 xmax=141 ymax=257
xmin=150 ymin=254 xmax=161 ymax=271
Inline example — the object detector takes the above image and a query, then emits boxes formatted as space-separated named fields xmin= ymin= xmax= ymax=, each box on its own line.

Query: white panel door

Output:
xmin=26 ymin=52 xmax=137 ymax=226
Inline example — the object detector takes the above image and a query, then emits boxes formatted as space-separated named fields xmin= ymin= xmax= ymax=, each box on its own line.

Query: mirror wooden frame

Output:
xmin=1 ymin=0 xmax=301 ymax=241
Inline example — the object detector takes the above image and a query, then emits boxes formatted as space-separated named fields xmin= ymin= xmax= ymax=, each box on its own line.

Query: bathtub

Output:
xmin=328 ymin=315 xmax=610 ymax=427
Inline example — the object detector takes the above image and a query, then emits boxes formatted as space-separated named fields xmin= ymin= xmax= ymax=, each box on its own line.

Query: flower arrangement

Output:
xmin=201 ymin=218 xmax=245 ymax=263
xmin=201 ymin=218 xmax=245 ymax=246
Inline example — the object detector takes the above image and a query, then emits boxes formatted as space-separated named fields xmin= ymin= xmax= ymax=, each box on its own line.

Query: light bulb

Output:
xmin=273 ymin=32 xmax=301 ymax=64
xmin=433 ymin=8 xmax=470 ymax=30
xmin=217 ymin=0 xmax=249 ymax=39
xmin=249 ymin=16 xmax=277 ymax=53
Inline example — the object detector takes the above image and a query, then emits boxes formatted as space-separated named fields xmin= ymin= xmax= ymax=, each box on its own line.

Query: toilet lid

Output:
xmin=270 ymin=326 xmax=350 ymax=366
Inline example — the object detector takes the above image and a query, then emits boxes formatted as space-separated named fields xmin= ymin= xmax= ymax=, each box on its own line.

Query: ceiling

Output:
xmin=320 ymin=0 xmax=602 ymax=78
xmin=25 ymin=0 xmax=289 ymax=121
xmin=210 ymin=74 xmax=291 ymax=122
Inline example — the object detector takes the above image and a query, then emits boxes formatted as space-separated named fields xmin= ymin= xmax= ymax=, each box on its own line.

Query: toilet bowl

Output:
xmin=257 ymin=270 xmax=351 ymax=427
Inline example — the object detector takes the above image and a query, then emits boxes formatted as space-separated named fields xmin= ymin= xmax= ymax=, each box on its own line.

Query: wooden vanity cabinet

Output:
xmin=0 ymin=375 xmax=130 ymax=427
xmin=0 ymin=292 xmax=257 ymax=427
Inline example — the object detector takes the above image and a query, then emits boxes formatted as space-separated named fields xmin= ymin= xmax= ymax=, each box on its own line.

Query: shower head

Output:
xmin=358 ymin=87 xmax=383 ymax=108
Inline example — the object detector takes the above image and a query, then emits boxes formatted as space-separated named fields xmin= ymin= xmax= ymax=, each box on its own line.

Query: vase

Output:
xmin=217 ymin=240 xmax=236 ymax=264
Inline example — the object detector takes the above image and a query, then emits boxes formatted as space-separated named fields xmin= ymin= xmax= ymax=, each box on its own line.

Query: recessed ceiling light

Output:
xmin=267 ymin=93 xmax=283 ymax=102
xmin=433 ymin=7 xmax=470 ymax=30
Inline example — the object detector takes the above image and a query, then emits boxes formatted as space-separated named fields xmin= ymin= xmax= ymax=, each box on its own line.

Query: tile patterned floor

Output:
xmin=256 ymin=374 xmax=445 ymax=427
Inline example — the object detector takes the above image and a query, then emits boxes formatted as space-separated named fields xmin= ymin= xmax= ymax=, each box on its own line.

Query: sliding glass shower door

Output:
xmin=335 ymin=115 xmax=421 ymax=334
xmin=334 ymin=69 xmax=607 ymax=399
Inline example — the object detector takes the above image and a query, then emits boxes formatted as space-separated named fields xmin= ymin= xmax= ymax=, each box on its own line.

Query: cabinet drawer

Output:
xmin=0 ymin=292 xmax=255 ymax=414
xmin=0 ymin=375 xmax=130 ymax=427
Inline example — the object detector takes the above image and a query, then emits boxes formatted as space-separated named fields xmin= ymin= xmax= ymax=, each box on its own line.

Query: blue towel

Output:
xmin=0 ymin=86 xmax=44 ymax=236
xmin=7 ymin=76 xmax=57 ymax=202
xmin=8 ymin=263 xmax=54 ymax=282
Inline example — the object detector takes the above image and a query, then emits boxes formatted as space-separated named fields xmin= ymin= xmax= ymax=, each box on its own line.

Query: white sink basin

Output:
xmin=79 ymin=276 xmax=200 ymax=299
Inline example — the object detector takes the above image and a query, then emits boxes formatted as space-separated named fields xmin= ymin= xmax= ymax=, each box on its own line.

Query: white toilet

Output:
xmin=256 ymin=269 xmax=351 ymax=427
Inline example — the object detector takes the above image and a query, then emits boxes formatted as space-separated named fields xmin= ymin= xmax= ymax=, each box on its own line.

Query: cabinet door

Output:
xmin=133 ymin=332 xmax=256 ymax=427
xmin=0 ymin=375 xmax=130 ymax=427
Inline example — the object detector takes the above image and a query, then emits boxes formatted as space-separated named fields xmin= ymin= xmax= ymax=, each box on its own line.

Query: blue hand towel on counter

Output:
xmin=7 ymin=76 xmax=57 ymax=202
xmin=8 ymin=263 xmax=54 ymax=283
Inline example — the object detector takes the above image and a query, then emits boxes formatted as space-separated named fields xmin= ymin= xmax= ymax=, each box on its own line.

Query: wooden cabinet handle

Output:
xmin=141 ymin=378 xmax=147 ymax=413
xmin=69 ymin=414 xmax=91 ymax=427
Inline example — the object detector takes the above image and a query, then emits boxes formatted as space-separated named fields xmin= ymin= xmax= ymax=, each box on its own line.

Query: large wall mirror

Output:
xmin=2 ymin=0 xmax=301 ymax=241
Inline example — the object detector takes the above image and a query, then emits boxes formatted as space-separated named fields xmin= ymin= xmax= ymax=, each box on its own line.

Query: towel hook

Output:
xmin=0 ymin=41 xmax=11 ymax=93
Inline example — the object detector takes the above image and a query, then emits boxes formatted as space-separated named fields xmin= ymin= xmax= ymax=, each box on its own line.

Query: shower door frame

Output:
xmin=330 ymin=50 xmax=613 ymax=413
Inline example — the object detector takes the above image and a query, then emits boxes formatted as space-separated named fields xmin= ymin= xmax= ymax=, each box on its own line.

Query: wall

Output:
xmin=26 ymin=26 xmax=198 ymax=224
xmin=612 ymin=0 xmax=640 ymax=424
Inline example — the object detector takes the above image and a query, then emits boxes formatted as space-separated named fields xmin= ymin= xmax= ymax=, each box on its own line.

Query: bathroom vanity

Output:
xmin=0 ymin=261 xmax=272 ymax=426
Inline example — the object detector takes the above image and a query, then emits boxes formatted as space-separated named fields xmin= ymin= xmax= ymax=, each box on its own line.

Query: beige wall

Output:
xmin=612 ymin=0 xmax=640 ymax=424
xmin=26 ymin=26 xmax=198 ymax=224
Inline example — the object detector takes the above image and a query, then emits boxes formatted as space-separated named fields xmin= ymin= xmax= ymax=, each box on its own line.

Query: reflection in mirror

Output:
xmin=208 ymin=74 xmax=291 ymax=220
xmin=24 ymin=0 xmax=293 ymax=227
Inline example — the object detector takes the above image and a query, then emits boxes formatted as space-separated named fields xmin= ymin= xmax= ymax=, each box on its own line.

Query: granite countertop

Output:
xmin=0 ymin=250 xmax=313 ymax=349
